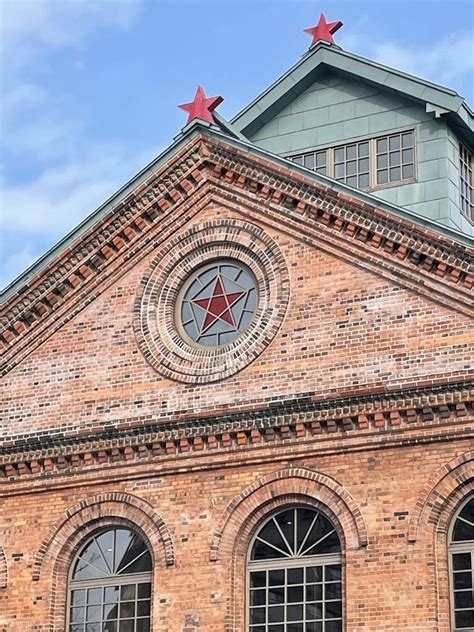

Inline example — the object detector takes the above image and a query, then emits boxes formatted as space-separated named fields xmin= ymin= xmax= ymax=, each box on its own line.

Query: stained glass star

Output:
xmin=304 ymin=13 xmax=343 ymax=46
xmin=178 ymin=85 xmax=224 ymax=125
xmin=191 ymin=276 xmax=245 ymax=334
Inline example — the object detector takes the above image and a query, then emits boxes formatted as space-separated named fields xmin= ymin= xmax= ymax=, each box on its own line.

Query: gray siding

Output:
xmin=249 ymin=70 xmax=472 ymax=235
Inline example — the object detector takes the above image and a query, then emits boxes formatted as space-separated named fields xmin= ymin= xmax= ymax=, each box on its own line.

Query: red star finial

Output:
xmin=178 ymin=85 xmax=224 ymax=125
xmin=304 ymin=13 xmax=343 ymax=46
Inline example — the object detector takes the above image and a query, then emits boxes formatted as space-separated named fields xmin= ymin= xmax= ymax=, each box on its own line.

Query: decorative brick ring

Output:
xmin=134 ymin=218 xmax=290 ymax=383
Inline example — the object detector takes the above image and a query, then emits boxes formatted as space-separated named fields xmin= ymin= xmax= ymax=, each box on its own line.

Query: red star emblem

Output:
xmin=178 ymin=85 xmax=224 ymax=125
xmin=304 ymin=13 xmax=343 ymax=46
xmin=191 ymin=276 xmax=245 ymax=334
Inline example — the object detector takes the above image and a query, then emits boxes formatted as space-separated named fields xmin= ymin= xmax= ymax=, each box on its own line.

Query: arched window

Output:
xmin=248 ymin=506 xmax=342 ymax=632
xmin=68 ymin=527 xmax=152 ymax=632
xmin=449 ymin=496 xmax=474 ymax=631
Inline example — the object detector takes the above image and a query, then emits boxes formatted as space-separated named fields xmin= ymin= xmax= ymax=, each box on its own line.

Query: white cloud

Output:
xmin=0 ymin=0 xmax=147 ymax=289
xmin=0 ymin=145 xmax=158 ymax=236
xmin=339 ymin=28 xmax=474 ymax=96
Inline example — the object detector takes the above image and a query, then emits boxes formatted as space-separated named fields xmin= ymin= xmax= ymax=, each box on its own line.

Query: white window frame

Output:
xmin=459 ymin=142 xmax=473 ymax=224
xmin=287 ymin=128 xmax=417 ymax=192
xmin=246 ymin=507 xmax=343 ymax=632
xmin=66 ymin=528 xmax=153 ymax=632
xmin=448 ymin=495 xmax=474 ymax=632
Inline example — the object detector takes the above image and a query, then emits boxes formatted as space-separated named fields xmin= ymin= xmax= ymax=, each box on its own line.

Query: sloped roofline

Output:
xmin=2 ymin=119 xmax=472 ymax=304
xmin=230 ymin=41 xmax=474 ymax=138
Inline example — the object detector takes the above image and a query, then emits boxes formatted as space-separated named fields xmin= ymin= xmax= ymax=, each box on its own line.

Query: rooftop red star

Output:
xmin=304 ymin=13 xmax=343 ymax=46
xmin=178 ymin=85 xmax=224 ymax=125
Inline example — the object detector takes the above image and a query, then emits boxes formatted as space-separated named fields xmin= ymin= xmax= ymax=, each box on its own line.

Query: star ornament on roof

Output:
xmin=178 ymin=85 xmax=224 ymax=125
xmin=304 ymin=13 xmax=343 ymax=47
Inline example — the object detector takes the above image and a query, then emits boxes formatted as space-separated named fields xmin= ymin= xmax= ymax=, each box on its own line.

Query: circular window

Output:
xmin=176 ymin=260 xmax=258 ymax=347
xmin=134 ymin=218 xmax=290 ymax=383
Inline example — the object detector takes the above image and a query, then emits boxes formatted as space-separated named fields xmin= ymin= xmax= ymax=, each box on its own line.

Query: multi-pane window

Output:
xmin=68 ymin=528 xmax=152 ymax=632
xmin=292 ymin=151 xmax=327 ymax=176
xmin=376 ymin=131 xmax=414 ymax=185
xmin=459 ymin=143 xmax=473 ymax=223
xmin=248 ymin=507 xmax=342 ymax=632
xmin=333 ymin=140 xmax=370 ymax=188
xmin=290 ymin=130 xmax=415 ymax=190
xmin=450 ymin=497 xmax=474 ymax=630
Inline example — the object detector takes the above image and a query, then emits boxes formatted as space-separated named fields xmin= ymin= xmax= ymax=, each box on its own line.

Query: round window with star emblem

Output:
xmin=134 ymin=218 xmax=290 ymax=383
xmin=176 ymin=260 xmax=258 ymax=347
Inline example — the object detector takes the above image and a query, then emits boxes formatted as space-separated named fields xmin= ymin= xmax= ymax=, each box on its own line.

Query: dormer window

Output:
xmin=290 ymin=129 xmax=415 ymax=190
xmin=459 ymin=142 xmax=473 ymax=223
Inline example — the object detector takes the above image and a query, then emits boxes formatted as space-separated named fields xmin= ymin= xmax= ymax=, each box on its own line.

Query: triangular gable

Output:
xmin=231 ymin=42 xmax=473 ymax=140
xmin=1 ymin=124 xmax=472 ymax=376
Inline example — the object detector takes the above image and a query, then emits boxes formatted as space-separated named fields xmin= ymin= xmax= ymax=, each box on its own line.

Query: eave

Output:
xmin=1 ymin=125 xmax=473 ymax=376
xmin=231 ymin=42 xmax=474 ymax=142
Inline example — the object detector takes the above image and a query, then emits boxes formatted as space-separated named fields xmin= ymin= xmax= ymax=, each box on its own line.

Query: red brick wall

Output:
xmin=1 ymin=205 xmax=473 ymax=631
xmin=0 ymin=439 xmax=472 ymax=631
xmin=1 ymin=207 xmax=472 ymax=438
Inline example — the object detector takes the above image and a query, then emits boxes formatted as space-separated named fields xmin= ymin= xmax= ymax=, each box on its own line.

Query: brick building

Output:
xmin=1 ymin=14 xmax=473 ymax=632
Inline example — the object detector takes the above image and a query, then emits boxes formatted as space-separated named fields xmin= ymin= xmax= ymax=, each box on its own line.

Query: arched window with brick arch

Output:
xmin=67 ymin=527 xmax=152 ymax=632
xmin=247 ymin=506 xmax=343 ymax=632
xmin=449 ymin=496 xmax=474 ymax=631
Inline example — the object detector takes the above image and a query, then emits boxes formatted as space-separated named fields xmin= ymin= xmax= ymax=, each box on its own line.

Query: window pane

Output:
xmin=402 ymin=132 xmax=413 ymax=148
xmin=334 ymin=164 xmax=344 ymax=179
xmin=71 ymin=590 xmax=86 ymax=606
xmin=359 ymin=158 xmax=369 ymax=172
xmin=347 ymin=160 xmax=357 ymax=176
xmin=334 ymin=148 xmax=344 ymax=162
xmin=389 ymin=135 xmax=400 ymax=150
xmin=359 ymin=142 xmax=369 ymax=157
xmin=250 ymin=571 xmax=266 ymax=588
xmin=346 ymin=145 xmax=356 ymax=160
xmin=453 ymin=553 xmax=471 ymax=570
xmin=455 ymin=590 xmax=474 ymax=609
xmin=269 ymin=570 xmax=285 ymax=585
xmin=287 ymin=585 xmax=304 ymax=602
xmin=306 ymin=566 xmax=322 ymax=582
xmin=87 ymin=589 xmax=102 ymax=605
xmin=346 ymin=176 xmax=357 ymax=187
xmin=268 ymin=606 xmax=285 ymax=622
xmin=389 ymin=152 xmax=400 ymax=167
xmin=287 ymin=604 xmax=304 ymax=621
xmin=454 ymin=572 xmax=472 ymax=589
xmin=250 ymin=608 xmax=266 ymax=624
xmin=377 ymin=169 xmax=388 ymax=184
xmin=304 ymin=154 xmax=315 ymax=170
xmin=292 ymin=155 xmax=303 ymax=165
xmin=136 ymin=621 xmax=150 ymax=632
xmin=402 ymin=164 xmax=414 ymax=179
xmin=455 ymin=610 xmax=474 ymax=629
xmin=268 ymin=587 xmax=285 ymax=604
xmin=377 ymin=154 xmax=387 ymax=169
xmin=377 ymin=138 xmax=387 ymax=153
xmin=251 ymin=590 xmax=266 ymax=606
xmin=402 ymin=148 xmax=413 ymax=163
xmin=316 ymin=151 xmax=326 ymax=167
xmin=389 ymin=167 xmax=401 ymax=181
xmin=288 ymin=568 xmax=304 ymax=584
xmin=359 ymin=173 xmax=370 ymax=188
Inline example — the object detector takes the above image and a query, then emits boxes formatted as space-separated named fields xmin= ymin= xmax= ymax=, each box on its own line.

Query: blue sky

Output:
xmin=1 ymin=0 xmax=473 ymax=290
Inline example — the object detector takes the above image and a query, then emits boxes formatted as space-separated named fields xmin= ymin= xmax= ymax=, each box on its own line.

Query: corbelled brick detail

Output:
xmin=1 ymin=133 xmax=472 ymax=375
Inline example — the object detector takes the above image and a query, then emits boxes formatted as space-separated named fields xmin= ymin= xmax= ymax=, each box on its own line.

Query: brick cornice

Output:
xmin=1 ymin=132 xmax=472 ymax=375
xmin=1 ymin=381 xmax=472 ymax=481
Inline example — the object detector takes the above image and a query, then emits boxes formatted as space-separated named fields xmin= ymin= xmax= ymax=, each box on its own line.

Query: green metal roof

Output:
xmin=2 ymin=118 xmax=472 ymax=304
xmin=231 ymin=41 xmax=474 ymax=141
